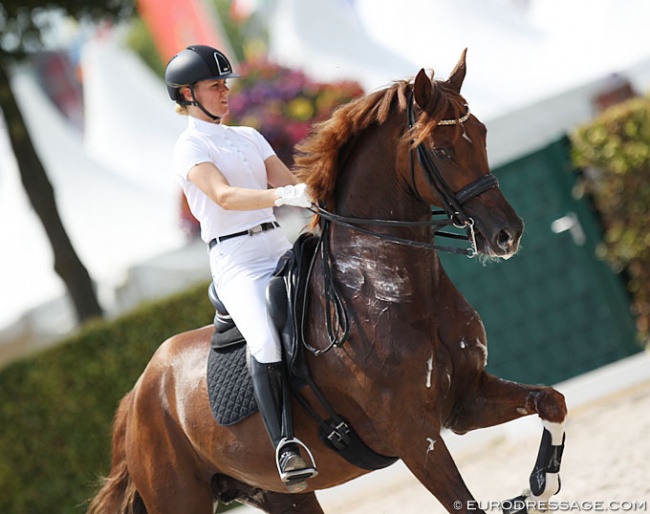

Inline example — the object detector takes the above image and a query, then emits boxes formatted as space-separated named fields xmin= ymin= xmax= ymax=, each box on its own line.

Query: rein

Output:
xmin=307 ymin=206 xmax=474 ymax=255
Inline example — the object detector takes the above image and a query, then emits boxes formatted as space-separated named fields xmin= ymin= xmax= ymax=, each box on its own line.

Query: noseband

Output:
xmin=311 ymin=87 xmax=499 ymax=258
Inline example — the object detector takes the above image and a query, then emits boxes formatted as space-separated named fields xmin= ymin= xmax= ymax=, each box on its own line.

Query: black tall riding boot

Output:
xmin=250 ymin=357 xmax=317 ymax=491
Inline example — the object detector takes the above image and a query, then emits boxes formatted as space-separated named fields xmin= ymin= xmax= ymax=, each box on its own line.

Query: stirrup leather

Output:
xmin=275 ymin=437 xmax=319 ymax=483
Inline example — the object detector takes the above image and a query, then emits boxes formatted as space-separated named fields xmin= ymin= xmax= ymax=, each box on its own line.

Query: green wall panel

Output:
xmin=440 ymin=138 xmax=640 ymax=385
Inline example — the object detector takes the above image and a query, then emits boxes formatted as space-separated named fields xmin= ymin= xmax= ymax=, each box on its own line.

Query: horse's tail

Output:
xmin=87 ymin=390 xmax=146 ymax=514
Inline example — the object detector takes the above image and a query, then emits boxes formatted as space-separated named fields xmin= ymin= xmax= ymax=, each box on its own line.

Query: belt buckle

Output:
xmin=248 ymin=224 xmax=263 ymax=236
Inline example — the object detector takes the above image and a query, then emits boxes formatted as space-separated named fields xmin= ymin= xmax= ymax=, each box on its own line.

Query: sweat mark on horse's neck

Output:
xmin=334 ymin=238 xmax=414 ymax=304
xmin=335 ymin=255 xmax=412 ymax=304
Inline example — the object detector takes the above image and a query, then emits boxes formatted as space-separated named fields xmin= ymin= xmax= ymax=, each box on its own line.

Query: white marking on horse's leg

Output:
xmin=542 ymin=419 xmax=565 ymax=445
xmin=426 ymin=354 xmax=433 ymax=388
xmin=459 ymin=338 xmax=467 ymax=349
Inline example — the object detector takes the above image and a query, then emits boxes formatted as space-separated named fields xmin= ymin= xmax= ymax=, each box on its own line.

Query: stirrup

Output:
xmin=275 ymin=437 xmax=319 ymax=484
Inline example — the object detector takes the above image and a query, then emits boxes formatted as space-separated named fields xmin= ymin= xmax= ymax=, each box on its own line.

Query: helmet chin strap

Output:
xmin=184 ymin=84 xmax=221 ymax=122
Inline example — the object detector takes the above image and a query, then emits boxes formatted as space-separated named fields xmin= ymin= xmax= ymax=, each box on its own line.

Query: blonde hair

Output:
xmin=174 ymin=85 xmax=190 ymax=115
xmin=175 ymin=103 xmax=189 ymax=116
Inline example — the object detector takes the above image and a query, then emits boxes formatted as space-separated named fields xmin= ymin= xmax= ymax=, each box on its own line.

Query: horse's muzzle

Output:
xmin=473 ymin=213 xmax=524 ymax=259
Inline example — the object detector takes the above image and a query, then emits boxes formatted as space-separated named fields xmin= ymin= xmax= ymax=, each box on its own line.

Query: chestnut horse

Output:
xmin=88 ymin=51 xmax=567 ymax=514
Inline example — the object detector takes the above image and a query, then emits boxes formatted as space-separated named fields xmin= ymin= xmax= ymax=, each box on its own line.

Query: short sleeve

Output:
xmin=174 ymin=136 xmax=210 ymax=180
xmin=248 ymin=127 xmax=276 ymax=161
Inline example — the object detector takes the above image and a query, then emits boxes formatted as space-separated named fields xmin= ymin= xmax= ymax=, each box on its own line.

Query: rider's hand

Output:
xmin=274 ymin=183 xmax=313 ymax=208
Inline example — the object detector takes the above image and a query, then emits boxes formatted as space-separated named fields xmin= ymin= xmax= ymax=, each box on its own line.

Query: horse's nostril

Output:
xmin=495 ymin=229 xmax=514 ymax=251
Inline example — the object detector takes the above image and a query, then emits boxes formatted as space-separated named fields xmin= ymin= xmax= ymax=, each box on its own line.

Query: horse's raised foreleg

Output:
xmin=449 ymin=372 xmax=567 ymax=513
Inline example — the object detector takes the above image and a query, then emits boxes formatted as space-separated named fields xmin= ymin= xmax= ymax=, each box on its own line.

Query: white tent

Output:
xmin=0 ymin=36 xmax=192 ymax=351
xmin=82 ymin=37 xmax=186 ymax=197
xmin=267 ymin=0 xmax=418 ymax=91
xmin=270 ymin=0 xmax=650 ymax=103
xmin=268 ymin=0 xmax=650 ymax=162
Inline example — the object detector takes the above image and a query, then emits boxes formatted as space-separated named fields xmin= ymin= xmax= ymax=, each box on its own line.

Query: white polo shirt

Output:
xmin=173 ymin=116 xmax=277 ymax=243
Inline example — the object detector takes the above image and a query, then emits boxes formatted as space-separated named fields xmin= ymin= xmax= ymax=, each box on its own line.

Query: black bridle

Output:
xmin=309 ymin=88 xmax=499 ymax=258
xmin=302 ymin=87 xmax=501 ymax=354
xmin=407 ymin=90 xmax=499 ymax=230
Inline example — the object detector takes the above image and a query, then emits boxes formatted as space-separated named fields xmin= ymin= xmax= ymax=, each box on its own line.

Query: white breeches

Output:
xmin=208 ymin=228 xmax=291 ymax=363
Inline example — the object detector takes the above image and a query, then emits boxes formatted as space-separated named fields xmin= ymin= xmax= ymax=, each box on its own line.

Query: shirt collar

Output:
xmin=188 ymin=115 xmax=225 ymax=135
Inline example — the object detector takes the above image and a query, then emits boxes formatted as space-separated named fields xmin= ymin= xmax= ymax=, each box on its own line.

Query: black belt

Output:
xmin=208 ymin=222 xmax=279 ymax=249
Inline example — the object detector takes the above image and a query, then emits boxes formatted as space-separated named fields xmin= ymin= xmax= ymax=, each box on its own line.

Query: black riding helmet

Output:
xmin=165 ymin=45 xmax=240 ymax=120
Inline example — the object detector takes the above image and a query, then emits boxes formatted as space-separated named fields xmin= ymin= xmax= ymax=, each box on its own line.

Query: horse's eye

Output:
xmin=433 ymin=147 xmax=450 ymax=159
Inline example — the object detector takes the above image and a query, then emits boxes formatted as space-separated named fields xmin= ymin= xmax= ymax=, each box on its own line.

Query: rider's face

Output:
xmin=184 ymin=79 xmax=230 ymax=121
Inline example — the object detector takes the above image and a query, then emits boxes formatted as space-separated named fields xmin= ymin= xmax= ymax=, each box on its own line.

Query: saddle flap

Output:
xmin=267 ymin=233 xmax=319 ymax=377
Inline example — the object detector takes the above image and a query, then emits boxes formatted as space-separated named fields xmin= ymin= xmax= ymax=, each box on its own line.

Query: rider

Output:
xmin=165 ymin=45 xmax=317 ymax=490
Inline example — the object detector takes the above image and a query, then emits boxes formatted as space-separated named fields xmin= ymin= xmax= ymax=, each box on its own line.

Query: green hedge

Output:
xmin=0 ymin=281 xmax=213 ymax=514
xmin=571 ymin=95 xmax=650 ymax=342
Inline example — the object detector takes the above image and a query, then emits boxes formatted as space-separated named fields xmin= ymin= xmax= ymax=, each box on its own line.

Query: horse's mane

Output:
xmin=294 ymin=74 xmax=468 ymax=205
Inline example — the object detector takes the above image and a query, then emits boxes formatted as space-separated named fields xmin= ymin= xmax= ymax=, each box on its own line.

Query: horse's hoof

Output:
xmin=502 ymin=494 xmax=528 ymax=514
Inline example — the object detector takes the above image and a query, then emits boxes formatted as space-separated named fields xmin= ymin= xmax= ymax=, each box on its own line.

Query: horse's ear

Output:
xmin=447 ymin=48 xmax=467 ymax=92
xmin=413 ymin=68 xmax=433 ymax=109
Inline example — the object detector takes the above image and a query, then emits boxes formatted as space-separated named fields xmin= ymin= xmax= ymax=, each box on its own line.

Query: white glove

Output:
xmin=274 ymin=183 xmax=313 ymax=208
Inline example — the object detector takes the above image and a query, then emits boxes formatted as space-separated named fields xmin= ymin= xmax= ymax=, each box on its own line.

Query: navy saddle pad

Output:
xmin=207 ymin=342 xmax=258 ymax=426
